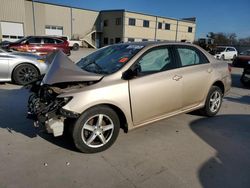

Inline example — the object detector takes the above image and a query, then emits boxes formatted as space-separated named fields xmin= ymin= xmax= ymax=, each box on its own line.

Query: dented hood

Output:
xmin=42 ymin=50 xmax=103 ymax=85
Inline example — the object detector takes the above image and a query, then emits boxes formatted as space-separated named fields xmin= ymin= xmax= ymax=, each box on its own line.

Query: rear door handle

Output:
xmin=172 ymin=75 xmax=183 ymax=81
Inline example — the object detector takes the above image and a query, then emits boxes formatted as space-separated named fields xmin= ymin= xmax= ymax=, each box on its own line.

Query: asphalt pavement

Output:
xmin=0 ymin=48 xmax=249 ymax=188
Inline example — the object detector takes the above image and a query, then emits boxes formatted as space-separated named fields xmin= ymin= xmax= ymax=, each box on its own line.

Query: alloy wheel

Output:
xmin=81 ymin=114 xmax=114 ymax=148
xmin=209 ymin=91 xmax=221 ymax=113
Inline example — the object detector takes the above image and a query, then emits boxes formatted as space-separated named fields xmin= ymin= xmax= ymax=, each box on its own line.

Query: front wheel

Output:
xmin=12 ymin=64 xmax=39 ymax=85
xmin=200 ymin=86 xmax=223 ymax=117
xmin=72 ymin=106 xmax=120 ymax=153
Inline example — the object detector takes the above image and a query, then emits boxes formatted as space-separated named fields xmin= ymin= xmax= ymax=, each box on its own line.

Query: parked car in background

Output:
xmin=0 ymin=48 xmax=48 ymax=85
xmin=214 ymin=46 xmax=238 ymax=60
xmin=1 ymin=36 xmax=70 ymax=56
xmin=27 ymin=42 xmax=231 ymax=153
xmin=232 ymin=49 xmax=250 ymax=86
xmin=61 ymin=36 xmax=83 ymax=51
xmin=232 ymin=49 xmax=250 ymax=68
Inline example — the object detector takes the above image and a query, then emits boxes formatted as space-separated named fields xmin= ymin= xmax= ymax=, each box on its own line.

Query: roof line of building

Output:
xmin=27 ymin=1 xmax=196 ymax=23
xmin=100 ymin=9 xmax=196 ymax=23
xmin=28 ymin=0 xmax=99 ymax=13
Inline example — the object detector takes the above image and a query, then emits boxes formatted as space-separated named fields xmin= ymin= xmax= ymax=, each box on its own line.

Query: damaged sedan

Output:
xmin=27 ymin=42 xmax=231 ymax=153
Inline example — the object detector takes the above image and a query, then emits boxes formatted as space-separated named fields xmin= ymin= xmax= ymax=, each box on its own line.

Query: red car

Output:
xmin=5 ymin=36 xmax=70 ymax=56
xmin=232 ymin=50 xmax=250 ymax=68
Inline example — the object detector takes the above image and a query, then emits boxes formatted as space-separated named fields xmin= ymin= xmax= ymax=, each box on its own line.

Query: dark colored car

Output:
xmin=232 ymin=50 xmax=250 ymax=68
xmin=1 ymin=36 xmax=70 ymax=56
xmin=232 ymin=50 xmax=250 ymax=86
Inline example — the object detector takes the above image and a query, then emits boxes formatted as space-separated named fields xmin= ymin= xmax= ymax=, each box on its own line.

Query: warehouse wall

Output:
xmin=124 ymin=11 xmax=157 ymax=41
xmin=72 ymin=8 xmax=99 ymax=39
xmin=32 ymin=2 xmax=71 ymax=36
xmin=0 ymin=0 xmax=26 ymax=39
xmin=100 ymin=11 xmax=124 ymax=46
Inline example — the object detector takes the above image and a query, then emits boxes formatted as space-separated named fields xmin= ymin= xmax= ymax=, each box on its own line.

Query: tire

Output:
xmin=72 ymin=106 xmax=120 ymax=153
xmin=200 ymin=86 xmax=223 ymax=117
xmin=72 ymin=43 xmax=79 ymax=51
xmin=221 ymin=55 xmax=225 ymax=60
xmin=12 ymin=64 xmax=39 ymax=85
xmin=232 ymin=54 xmax=237 ymax=60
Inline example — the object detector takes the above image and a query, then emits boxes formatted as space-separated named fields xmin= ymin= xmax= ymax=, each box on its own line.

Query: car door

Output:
xmin=173 ymin=45 xmax=212 ymax=110
xmin=26 ymin=37 xmax=43 ymax=54
xmin=0 ymin=50 xmax=10 ymax=80
xmin=128 ymin=46 xmax=182 ymax=125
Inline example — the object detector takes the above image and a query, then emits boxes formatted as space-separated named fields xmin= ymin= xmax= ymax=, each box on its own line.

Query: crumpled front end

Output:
xmin=27 ymin=81 xmax=80 ymax=136
xmin=26 ymin=50 xmax=103 ymax=137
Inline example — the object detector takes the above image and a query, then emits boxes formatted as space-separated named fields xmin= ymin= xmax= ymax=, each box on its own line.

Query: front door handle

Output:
xmin=172 ymin=75 xmax=183 ymax=81
xmin=207 ymin=68 xmax=213 ymax=73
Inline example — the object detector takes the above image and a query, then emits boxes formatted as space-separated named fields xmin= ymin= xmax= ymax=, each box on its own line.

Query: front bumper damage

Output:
xmin=27 ymin=90 xmax=79 ymax=137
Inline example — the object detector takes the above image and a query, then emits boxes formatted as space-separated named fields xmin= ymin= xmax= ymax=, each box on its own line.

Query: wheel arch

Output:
xmin=83 ymin=104 xmax=128 ymax=133
xmin=212 ymin=80 xmax=225 ymax=95
xmin=11 ymin=62 xmax=41 ymax=81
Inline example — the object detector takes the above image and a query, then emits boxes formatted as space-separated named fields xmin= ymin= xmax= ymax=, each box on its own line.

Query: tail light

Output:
xmin=228 ymin=63 xmax=232 ymax=73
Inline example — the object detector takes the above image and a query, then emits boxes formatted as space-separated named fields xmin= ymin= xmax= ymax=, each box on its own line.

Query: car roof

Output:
xmin=114 ymin=41 xmax=196 ymax=48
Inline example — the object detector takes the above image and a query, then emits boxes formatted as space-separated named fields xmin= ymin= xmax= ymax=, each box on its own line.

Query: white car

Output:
xmin=61 ymin=36 xmax=83 ymax=51
xmin=214 ymin=46 xmax=238 ymax=60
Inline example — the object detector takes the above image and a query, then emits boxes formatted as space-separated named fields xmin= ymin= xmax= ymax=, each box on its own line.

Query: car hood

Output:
xmin=42 ymin=50 xmax=103 ymax=85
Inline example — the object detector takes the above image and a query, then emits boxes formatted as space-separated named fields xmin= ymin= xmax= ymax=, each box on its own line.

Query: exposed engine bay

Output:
xmin=26 ymin=50 xmax=103 ymax=136
xmin=27 ymin=80 xmax=94 ymax=136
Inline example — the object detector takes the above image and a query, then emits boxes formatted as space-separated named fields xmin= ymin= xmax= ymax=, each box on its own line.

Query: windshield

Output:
xmin=76 ymin=44 xmax=144 ymax=74
xmin=216 ymin=47 xmax=226 ymax=53
xmin=15 ymin=37 xmax=28 ymax=43
xmin=240 ymin=50 xmax=250 ymax=56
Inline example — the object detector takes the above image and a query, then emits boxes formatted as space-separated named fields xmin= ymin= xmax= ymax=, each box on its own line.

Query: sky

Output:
xmin=37 ymin=0 xmax=250 ymax=39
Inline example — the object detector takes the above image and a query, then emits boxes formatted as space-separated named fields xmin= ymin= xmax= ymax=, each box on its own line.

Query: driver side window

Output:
xmin=137 ymin=47 xmax=174 ymax=74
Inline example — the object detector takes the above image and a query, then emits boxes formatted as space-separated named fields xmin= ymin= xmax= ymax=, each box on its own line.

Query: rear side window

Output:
xmin=176 ymin=46 xmax=209 ymax=67
xmin=27 ymin=37 xmax=42 ymax=44
xmin=55 ymin=39 xmax=64 ymax=44
xmin=43 ymin=38 xmax=55 ymax=44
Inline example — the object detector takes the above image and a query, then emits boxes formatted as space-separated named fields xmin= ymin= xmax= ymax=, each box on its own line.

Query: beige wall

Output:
xmin=0 ymin=0 xmax=26 ymax=38
xmin=100 ymin=11 xmax=124 ymax=46
xmin=24 ymin=1 xmax=34 ymax=36
xmin=124 ymin=12 xmax=157 ymax=41
xmin=72 ymin=9 xmax=99 ymax=39
xmin=123 ymin=11 xmax=196 ymax=43
xmin=176 ymin=21 xmax=196 ymax=42
xmin=33 ymin=2 xmax=71 ymax=36
xmin=0 ymin=0 xmax=196 ymax=45
xmin=155 ymin=17 xmax=178 ymax=41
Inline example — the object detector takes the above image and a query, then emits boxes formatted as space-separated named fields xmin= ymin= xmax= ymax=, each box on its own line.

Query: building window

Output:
xmin=116 ymin=18 xmax=122 ymax=25
xmin=129 ymin=18 xmax=136 ymax=26
xmin=115 ymin=38 xmax=121 ymax=43
xmin=188 ymin=27 xmax=193 ymax=33
xmin=110 ymin=38 xmax=114 ymax=44
xmin=143 ymin=20 xmax=150 ymax=27
xmin=104 ymin=20 xmax=108 ymax=27
xmin=104 ymin=37 xmax=109 ymax=45
xmin=165 ymin=23 xmax=170 ymax=30
xmin=158 ymin=22 xmax=162 ymax=29
xmin=142 ymin=39 xmax=148 ymax=41
xmin=128 ymin=38 xmax=135 ymax=42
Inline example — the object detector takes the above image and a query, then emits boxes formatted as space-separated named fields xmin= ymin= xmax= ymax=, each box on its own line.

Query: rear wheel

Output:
xmin=12 ymin=64 xmax=39 ymax=85
xmin=200 ymin=86 xmax=222 ymax=116
xmin=221 ymin=54 xmax=225 ymax=60
xmin=72 ymin=43 xmax=79 ymax=51
xmin=72 ymin=106 xmax=120 ymax=153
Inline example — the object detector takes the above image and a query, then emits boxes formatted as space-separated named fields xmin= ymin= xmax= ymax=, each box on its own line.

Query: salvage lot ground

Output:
xmin=0 ymin=48 xmax=250 ymax=188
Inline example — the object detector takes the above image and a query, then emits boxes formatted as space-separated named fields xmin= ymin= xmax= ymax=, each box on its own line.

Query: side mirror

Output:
xmin=122 ymin=63 xmax=141 ymax=80
xmin=122 ymin=69 xmax=136 ymax=80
